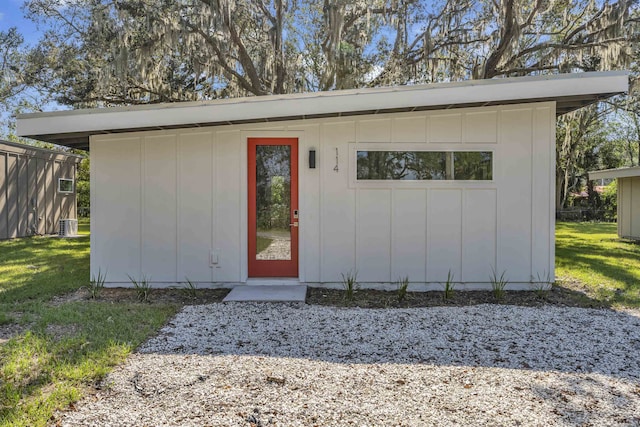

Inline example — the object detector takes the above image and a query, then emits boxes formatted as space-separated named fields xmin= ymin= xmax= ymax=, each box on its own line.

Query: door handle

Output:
xmin=289 ymin=222 xmax=299 ymax=227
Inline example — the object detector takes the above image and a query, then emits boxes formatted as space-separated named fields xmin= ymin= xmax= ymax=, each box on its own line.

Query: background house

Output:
xmin=17 ymin=72 xmax=628 ymax=289
xmin=0 ymin=140 xmax=82 ymax=239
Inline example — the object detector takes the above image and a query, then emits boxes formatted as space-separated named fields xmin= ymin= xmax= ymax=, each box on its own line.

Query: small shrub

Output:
xmin=88 ymin=269 xmax=106 ymax=299
xmin=181 ymin=277 xmax=198 ymax=299
xmin=442 ymin=270 xmax=456 ymax=301
xmin=490 ymin=267 xmax=508 ymax=301
xmin=396 ymin=276 xmax=409 ymax=303
xmin=128 ymin=274 xmax=152 ymax=302
xmin=341 ymin=270 xmax=359 ymax=302
xmin=533 ymin=271 xmax=552 ymax=299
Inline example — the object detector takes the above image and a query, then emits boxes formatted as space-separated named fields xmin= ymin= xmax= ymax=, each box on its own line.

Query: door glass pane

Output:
xmin=255 ymin=145 xmax=291 ymax=260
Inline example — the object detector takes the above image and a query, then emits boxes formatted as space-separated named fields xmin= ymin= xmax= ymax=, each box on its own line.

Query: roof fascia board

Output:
xmin=589 ymin=166 xmax=640 ymax=180
xmin=17 ymin=71 xmax=628 ymax=138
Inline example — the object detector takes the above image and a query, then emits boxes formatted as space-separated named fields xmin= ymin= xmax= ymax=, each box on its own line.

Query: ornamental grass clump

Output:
xmin=128 ymin=274 xmax=152 ymax=302
xmin=341 ymin=270 xmax=359 ymax=302
xmin=490 ymin=267 xmax=508 ymax=301
xmin=396 ymin=276 xmax=409 ymax=303
xmin=533 ymin=271 xmax=552 ymax=299
xmin=181 ymin=277 xmax=198 ymax=299
xmin=442 ymin=270 xmax=456 ymax=301
xmin=88 ymin=269 xmax=106 ymax=299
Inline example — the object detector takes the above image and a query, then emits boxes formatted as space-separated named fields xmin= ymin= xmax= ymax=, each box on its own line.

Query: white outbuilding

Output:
xmin=589 ymin=166 xmax=640 ymax=240
xmin=17 ymin=71 xmax=628 ymax=289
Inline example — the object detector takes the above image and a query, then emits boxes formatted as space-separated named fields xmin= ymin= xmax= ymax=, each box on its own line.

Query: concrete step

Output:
xmin=223 ymin=284 xmax=307 ymax=303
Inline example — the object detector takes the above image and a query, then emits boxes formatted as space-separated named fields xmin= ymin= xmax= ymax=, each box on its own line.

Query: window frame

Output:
xmin=349 ymin=143 xmax=495 ymax=188
xmin=58 ymin=178 xmax=75 ymax=194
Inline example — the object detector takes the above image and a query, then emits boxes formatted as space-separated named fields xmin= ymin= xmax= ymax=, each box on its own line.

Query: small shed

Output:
xmin=16 ymin=71 xmax=628 ymax=289
xmin=0 ymin=140 xmax=83 ymax=239
xmin=589 ymin=166 xmax=640 ymax=239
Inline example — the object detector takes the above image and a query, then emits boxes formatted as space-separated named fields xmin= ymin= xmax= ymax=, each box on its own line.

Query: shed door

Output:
xmin=248 ymin=138 xmax=299 ymax=277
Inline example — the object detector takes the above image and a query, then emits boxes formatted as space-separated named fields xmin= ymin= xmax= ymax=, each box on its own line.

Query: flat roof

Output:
xmin=589 ymin=166 xmax=640 ymax=180
xmin=17 ymin=71 xmax=629 ymax=150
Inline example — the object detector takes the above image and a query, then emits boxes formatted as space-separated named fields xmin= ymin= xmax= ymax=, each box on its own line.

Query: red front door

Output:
xmin=248 ymin=138 xmax=299 ymax=277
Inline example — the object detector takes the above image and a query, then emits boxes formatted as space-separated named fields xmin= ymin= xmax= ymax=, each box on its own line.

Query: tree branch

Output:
xmin=182 ymin=20 xmax=263 ymax=96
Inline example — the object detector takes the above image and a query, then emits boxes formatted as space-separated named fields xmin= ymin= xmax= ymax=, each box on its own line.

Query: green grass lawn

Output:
xmin=556 ymin=221 xmax=640 ymax=308
xmin=0 ymin=220 xmax=179 ymax=426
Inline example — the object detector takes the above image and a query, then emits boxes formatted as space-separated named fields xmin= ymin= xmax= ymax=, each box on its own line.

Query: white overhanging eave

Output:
xmin=16 ymin=71 xmax=629 ymax=150
xmin=589 ymin=166 xmax=640 ymax=180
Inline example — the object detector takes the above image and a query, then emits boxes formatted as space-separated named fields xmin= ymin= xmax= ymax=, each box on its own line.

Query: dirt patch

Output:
xmin=306 ymin=283 xmax=608 ymax=309
xmin=49 ymin=290 xmax=87 ymax=306
xmin=46 ymin=323 xmax=81 ymax=340
xmin=46 ymin=283 xmax=606 ymax=310
xmin=0 ymin=312 xmax=27 ymax=345
xmin=49 ymin=287 xmax=231 ymax=306
xmin=0 ymin=323 xmax=26 ymax=345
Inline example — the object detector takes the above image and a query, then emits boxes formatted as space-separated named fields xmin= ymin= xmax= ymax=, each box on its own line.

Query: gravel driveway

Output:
xmin=60 ymin=303 xmax=640 ymax=426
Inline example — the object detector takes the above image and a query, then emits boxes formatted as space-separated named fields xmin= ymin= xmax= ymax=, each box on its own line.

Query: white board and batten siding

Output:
xmin=618 ymin=177 xmax=640 ymax=239
xmin=91 ymin=102 xmax=555 ymax=289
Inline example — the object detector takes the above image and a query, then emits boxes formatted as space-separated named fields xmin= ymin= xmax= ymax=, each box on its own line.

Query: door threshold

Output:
xmin=246 ymin=278 xmax=301 ymax=286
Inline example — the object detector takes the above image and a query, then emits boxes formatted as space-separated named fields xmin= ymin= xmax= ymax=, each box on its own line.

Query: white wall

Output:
xmin=91 ymin=102 xmax=555 ymax=288
xmin=618 ymin=176 xmax=640 ymax=239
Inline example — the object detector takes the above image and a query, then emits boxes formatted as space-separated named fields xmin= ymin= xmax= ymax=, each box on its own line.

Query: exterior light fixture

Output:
xmin=309 ymin=149 xmax=316 ymax=169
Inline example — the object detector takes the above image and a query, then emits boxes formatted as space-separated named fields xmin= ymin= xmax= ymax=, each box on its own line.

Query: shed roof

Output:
xmin=589 ymin=166 xmax=640 ymax=180
xmin=17 ymin=71 xmax=629 ymax=150
xmin=0 ymin=139 xmax=84 ymax=162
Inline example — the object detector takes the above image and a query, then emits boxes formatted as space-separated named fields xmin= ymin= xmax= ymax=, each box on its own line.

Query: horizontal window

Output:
xmin=356 ymin=151 xmax=492 ymax=181
xmin=453 ymin=151 xmax=492 ymax=180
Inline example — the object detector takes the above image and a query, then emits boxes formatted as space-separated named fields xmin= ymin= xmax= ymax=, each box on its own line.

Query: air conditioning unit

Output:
xmin=59 ymin=219 xmax=78 ymax=237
